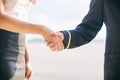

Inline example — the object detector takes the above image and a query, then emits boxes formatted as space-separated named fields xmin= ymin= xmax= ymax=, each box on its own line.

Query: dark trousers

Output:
xmin=104 ymin=53 xmax=120 ymax=80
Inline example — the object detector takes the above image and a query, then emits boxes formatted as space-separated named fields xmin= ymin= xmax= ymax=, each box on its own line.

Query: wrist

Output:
xmin=42 ymin=30 xmax=56 ymax=40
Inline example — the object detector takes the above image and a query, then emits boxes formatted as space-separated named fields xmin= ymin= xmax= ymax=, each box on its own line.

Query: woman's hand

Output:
xmin=25 ymin=62 xmax=32 ymax=80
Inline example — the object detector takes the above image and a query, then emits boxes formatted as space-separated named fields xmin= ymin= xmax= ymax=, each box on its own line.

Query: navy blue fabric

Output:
xmin=0 ymin=29 xmax=25 ymax=79
xmin=61 ymin=0 xmax=120 ymax=80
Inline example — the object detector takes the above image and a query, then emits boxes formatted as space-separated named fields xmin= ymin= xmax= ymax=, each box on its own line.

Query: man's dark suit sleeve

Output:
xmin=61 ymin=0 xmax=104 ymax=49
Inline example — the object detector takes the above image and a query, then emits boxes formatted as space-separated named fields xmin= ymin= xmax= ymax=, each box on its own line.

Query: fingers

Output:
xmin=56 ymin=32 xmax=64 ymax=41
xmin=47 ymin=41 xmax=61 ymax=51
xmin=55 ymin=36 xmax=64 ymax=51
xmin=25 ymin=63 xmax=32 ymax=80
xmin=45 ymin=31 xmax=64 ymax=51
xmin=56 ymin=32 xmax=64 ymax=51
xmin=46 ymin=34 xmax=64 ymax=51
xmin=25 ymin=70 xmax=32 ymax=80
xmin=47 ymin=42 xmax=58 ymax=51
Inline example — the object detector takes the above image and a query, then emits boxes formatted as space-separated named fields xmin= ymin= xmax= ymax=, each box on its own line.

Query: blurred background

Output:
xmin=27 ymin=0 xmax=106 ymax=80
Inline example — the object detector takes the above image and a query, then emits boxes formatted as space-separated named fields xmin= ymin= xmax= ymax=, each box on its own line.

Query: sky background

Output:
xmin=26 ymin=1 xmax=105 ymax=79
xmin=27 ymin=0 xmax=106 ymax=41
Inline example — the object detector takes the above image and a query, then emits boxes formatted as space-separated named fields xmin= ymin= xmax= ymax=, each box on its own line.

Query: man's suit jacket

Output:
xmin=61 ymin=0 xmax=120 ymax=80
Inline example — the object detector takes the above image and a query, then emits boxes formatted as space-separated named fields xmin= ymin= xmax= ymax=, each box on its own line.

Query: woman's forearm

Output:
xmin=0 ymin=0 xmax=54 ymax=37
xmin=0 ymin=13 xmax=54 ymax=37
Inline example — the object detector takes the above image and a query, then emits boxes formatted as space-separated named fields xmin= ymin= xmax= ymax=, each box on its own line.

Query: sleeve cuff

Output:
xmin=60 ymin=30 xmax=71 ymax=49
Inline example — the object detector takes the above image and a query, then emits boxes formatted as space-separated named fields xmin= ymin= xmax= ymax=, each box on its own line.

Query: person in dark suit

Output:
xmin=48 ymin=0 xmax=120 ymax=80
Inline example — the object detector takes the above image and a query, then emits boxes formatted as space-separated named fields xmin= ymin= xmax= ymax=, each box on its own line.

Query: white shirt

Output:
xmin=4 ymin=0 xmax=33 ymax=20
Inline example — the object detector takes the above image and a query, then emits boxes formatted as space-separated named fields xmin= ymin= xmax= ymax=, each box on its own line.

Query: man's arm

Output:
xmin=47 ymin=0 xmax=104 ymax=51
xmin=61 ymin=0 xmax=104 ymax=49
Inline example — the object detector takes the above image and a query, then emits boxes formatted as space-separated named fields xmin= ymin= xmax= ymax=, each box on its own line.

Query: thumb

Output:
xmin=56 ymin=32 xmax=64 ymax=41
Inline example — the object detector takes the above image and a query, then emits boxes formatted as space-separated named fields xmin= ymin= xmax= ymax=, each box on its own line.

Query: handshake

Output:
xmin=45 ymin=32 xmax=65 ymax=51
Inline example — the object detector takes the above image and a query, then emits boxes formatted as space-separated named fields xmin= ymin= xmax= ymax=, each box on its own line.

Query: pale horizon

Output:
xmin=27 ymin=0 xmax=106 ymax=41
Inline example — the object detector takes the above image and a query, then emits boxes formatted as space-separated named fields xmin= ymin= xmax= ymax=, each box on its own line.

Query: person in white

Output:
xmin=0 ymin=0 xmax=64 ymax=80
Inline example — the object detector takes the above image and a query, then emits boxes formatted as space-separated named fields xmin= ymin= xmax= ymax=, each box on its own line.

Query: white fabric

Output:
xmin=3 ymin=0 xmax=33 ymax=80
xmin=4 ymin=0 xmax=33 ymax=20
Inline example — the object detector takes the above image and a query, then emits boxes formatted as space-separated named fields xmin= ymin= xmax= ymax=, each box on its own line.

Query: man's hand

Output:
xmin=46 ymin=32 xmax=64 ymax=51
